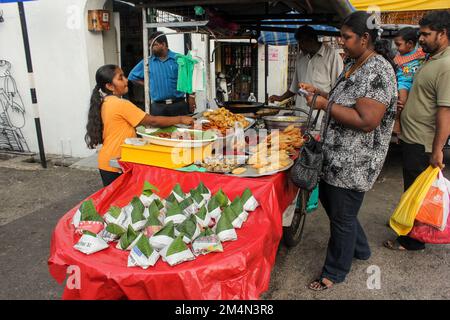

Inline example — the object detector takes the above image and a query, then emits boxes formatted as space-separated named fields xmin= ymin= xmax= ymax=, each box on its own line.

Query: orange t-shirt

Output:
xmin=98 ymin=96 xmax=146 ymax=172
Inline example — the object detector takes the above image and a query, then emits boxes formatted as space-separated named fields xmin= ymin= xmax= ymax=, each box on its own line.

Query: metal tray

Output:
xmin=226 ymin=158 xmax=294 ymax=178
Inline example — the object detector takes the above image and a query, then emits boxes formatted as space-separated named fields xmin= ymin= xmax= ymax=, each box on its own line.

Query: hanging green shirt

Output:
xmin=176 ymin=52 xmax=198 ymax=94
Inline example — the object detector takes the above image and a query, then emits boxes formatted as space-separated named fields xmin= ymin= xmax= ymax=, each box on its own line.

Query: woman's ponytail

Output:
xmin=85 ymin=64 xmax=118 ymax=149
xmin=374 ymin=38 xmax=397 ymax=71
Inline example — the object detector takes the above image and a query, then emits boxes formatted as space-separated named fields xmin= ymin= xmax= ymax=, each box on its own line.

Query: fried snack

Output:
xmin=202 ymin=108 xmax=250 ymax=135
xmin=232 ymin=167 xmax=247 ymax=175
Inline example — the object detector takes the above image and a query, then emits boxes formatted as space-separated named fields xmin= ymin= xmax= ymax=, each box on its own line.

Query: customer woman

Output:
xmin=299 ymin=11 xmax=398 ymax=291
xmin=85 ymin=64 xmax=193 ymax=187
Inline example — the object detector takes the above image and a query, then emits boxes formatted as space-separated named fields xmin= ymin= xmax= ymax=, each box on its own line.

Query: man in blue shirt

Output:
xmin=128 ymin=32 xmax=196 ymax=116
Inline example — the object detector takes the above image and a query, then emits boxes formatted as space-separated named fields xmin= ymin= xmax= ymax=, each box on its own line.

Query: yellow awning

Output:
xmin=350 ymin=0 xmax=450 ymax=12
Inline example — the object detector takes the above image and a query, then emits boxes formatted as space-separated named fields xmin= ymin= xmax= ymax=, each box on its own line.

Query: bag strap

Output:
xmin=319 ymin=100 xmax=334 ymax=144
xmin=304 ymin=93 xmax=320 ymax=135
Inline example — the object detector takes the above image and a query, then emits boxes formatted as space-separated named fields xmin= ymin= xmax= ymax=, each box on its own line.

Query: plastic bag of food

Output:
xmin=170 ymin=183 xmax=186 ymax=202
xmin=143 ymin=206 xmax=163 ymax=238
xmin=139 ymin=181 xmax=160 ymax=207
xmin=176 ymin=214 xmax=201 ymax=244
xmin=124 ymin=196 xmax=147 ymax=231
xmin=207 ymin=196 xmax=222 ymax=220
xmin=214 ymin=213 xmax=237 ymax=242
xmin=127 ymin=234 xmax=160 ymax=269
xmin=103 ymin=205 xmax=130 ymax=228
xmin=150 ymin=221 xmax=175 ymax=250
xmin=195 ymin=205 xmax=213 ymax=228
xmin=164 ymin=201 xmax=187 ymax=225
xmin=98 ymin=223 xmax=126 ymax=243
xmin=241 ymin=188 xmax=259 ymax=212
xmin=160 ymin=234 xmax=196 ymax=266
xmin=72 ymin=199 xmax=105 ymax=235
xmin=74 ymin=231 xmax=109 ymax=255
xmin=179 ymin=197 xmax=197 ymax=216
xmin=230 ymin=196 xmax=249 ymax=223
xmin=116 ymin=225 xmax=142 ymax=251
xmin=414 ymin=170 xmax=449 ymax=231
xmin=222 ymin=206 xmax=244 ymax=229
xmin=192 ymin=228 xmax=223 ymax=256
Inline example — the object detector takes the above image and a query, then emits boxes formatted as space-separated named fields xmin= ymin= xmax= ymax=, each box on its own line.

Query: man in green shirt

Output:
xmin=385 ymin=11 xmax=450 ymax=251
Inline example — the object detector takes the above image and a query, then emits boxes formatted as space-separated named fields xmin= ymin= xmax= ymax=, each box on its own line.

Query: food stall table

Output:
xmin=48 ymin=162 xmax=299 ymax=300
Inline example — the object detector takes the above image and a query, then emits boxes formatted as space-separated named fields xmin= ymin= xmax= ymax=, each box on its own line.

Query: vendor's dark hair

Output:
xmin=396 ymin=27 xmax=419 ymax=45
xmin=419 ymin=10 xmax=450 ymax=40
xmin=149 ymin=31 xmax=168 ymax=47
xmin=85 ymin=64 xmax=117 ymax=149
xmin=342 ymin=11 xmax=396 ymax=70
xmin=295 ymin=25 xmax=318 ymax=42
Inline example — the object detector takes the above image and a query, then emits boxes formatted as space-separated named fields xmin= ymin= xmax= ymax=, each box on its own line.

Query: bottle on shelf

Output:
xmin=248 ymin=92 xmax=257 ymax=102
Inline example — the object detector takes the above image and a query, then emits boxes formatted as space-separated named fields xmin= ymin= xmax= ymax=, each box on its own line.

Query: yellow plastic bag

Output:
xmin=390 ymin=166 xmax=440 ymax=236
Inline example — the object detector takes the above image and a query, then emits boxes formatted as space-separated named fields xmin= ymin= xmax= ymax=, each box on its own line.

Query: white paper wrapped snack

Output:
xmin=103 ymin=206 xmax=130 ymax=228
xmin=160 ymin=234 xmax=195 ymax=266
xmin=190 ymin=189 xmax=207 ymax=209
xmin=214 ymin=188 xmax=231 ymax=208
xmin=195 ymin=205 xmax=213 ymax=228
xmin=74 ymin=231 xmax=109 ymax=255
xmin=230 ymin=196 xmax=249 ymax=224
xmin=176 ymin=214 xmax=201 ymax=244
xmin=179 ymin=197 xmax=197 ymax=216
xmin=72 ymin=199 xmax=105 ymax=235
xmin=192 ymin=228 xmax=223 ymax=256
xmin=127 ymin=235 xmax=160 ymax=269
xmin=195 ymin=181 xmax=212 ymax=202
xmin=170 ymin=183 xmax=186 ymax=203
xmin=127 ymin=196 xmax=147 ymax=231
xmin=164 ymin=201 xmax=187 ymax=225
xmin=116 ymin=225 xmax=142 ymax=251
xmin=139 ymin=181 xmax=160 ymax=207
xmin=150 ymin=221 xmax=175 ymax=250
xmin=241 ymin=188 xmax=259 ymax=212
xmin=143 ymin=204 xmax=163 ymax=238
xmin=207 ymin=197 xmax=222 ymax=220
xmin=222 ymin=206 xmax=244 ymax=229
xmin=98 ymin=223 xmax=126 ymax=243
xmin=214 ymin=213 xmax=237 ymax=242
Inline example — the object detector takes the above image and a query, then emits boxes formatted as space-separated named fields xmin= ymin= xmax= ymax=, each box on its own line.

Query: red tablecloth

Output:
xmin=48 ymin=162 xmax=298 ymax=300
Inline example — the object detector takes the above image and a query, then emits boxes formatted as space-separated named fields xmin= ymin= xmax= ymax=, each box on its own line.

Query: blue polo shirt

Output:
xmin=128 ymin=50 xmax=185 ymax=102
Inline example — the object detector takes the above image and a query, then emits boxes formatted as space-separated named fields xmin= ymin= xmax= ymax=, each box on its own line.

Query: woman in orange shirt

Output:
xmin=85 ymin=64 xmax=193 ymax=186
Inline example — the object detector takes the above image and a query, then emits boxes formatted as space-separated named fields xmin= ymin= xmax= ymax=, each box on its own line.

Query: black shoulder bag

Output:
xmin=290 ymin=94 xmax=334 ymax=191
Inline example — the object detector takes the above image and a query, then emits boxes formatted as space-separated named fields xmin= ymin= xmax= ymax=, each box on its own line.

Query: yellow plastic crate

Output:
xmin=120 ymin=143 xmax=212 ymax=169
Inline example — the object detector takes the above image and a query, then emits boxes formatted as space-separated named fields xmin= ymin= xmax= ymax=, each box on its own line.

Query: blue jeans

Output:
xmin=319 ymin=180 xmax=370 ymax=283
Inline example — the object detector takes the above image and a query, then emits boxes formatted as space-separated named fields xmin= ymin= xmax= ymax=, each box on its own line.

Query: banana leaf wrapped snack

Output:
xmin=192 ymin=228 xmax=223 ymax=256
xmin=74 ymin=230 xmax=109 ymax=255
xmin=72 ymin=199 xmax=105 ymax=235
xmin=127 ymin=234 xmax=160 ymax=269
xmin=150 ymin=221 xmax=175 ymax=250
xmin=139 ymin=181 xmax=160 ymax=207
xmin=160 ymin=234 xmax=196 ymax=266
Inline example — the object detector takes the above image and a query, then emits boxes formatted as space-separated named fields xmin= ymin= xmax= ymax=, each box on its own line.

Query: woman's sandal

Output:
xmin=383 ymin=239 xmax=406 ymax=251
xmin=308 ymin=278 xmax=334 ymax=291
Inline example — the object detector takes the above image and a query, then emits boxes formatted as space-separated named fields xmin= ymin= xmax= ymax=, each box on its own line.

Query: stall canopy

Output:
xmin=128 ymin=0 xmax=354 ymax=38
xmin=258 ymin=19 xmax=340 ymax=45
xmin=350 ymin=0 xmax=450 ymax=12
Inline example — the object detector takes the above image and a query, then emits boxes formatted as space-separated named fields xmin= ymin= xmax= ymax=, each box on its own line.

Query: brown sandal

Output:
xmin=308 ymin=278 xmax=333 ymax=291
xmin=383 ymin=239 xmax=406 ymax=251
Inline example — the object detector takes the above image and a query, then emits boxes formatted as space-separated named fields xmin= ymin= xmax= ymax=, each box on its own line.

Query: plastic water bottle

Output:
xmin=248 ymin=92 xmax=257 ymax=102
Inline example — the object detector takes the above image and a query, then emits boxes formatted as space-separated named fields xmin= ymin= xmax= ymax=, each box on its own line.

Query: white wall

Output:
xmin=258 ymin=45 xmax=289 ymax=102
xmin=0 ymin=0 xmax=108 ymax=158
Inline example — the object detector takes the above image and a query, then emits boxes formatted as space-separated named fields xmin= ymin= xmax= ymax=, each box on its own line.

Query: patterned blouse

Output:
xmin=321 ymin=54 xmax=397 ymax=192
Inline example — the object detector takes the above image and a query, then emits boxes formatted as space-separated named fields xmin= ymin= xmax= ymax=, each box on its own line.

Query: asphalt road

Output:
xmin=0 ymin=145 xmax=449 ymax=300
